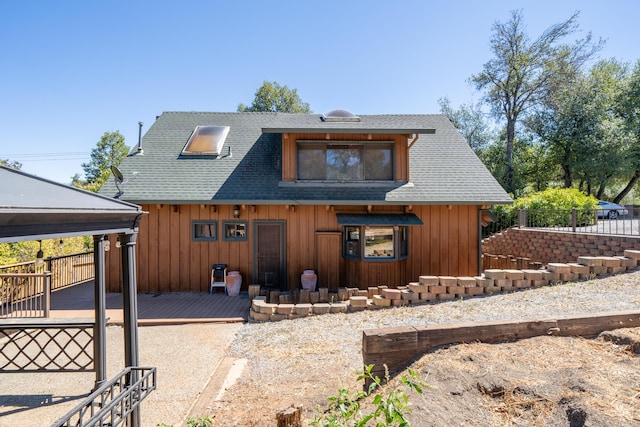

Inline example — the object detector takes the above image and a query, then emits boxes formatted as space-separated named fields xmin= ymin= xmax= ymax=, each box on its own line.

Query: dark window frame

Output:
xmin=342 ymin=225 xmax=409 ymax=261
xmin=192 ymin=220 xmax=218 ymax=241
xmin=222 ymin=220 xmax=248 ymax=241
xmin=297 ymin=140 xmax=395 ymax=182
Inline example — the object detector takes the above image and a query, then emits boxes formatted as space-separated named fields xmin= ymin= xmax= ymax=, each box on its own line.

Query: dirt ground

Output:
xmin=403 ymin=328 xmax=640 ymax=426
xmin=208 ymin=328 xmax=640 ymax=426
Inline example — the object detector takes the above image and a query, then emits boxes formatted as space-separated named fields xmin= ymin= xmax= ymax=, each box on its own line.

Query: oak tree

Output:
xmin=238 ymin=81 xmax=311 ymax=113
xmin=471 ymin=10 xmax=602 ymax=194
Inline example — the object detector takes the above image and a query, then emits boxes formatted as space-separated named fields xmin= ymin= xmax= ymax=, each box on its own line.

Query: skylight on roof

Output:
xmin=182 ymin=126 xmax=230 ymax=156
xmin=321 ymin=109 xmax=361 ymax=122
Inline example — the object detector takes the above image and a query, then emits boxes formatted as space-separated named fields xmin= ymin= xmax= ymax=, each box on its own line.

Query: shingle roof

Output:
xmin=98 ymin=112 xmax=512 ymax=205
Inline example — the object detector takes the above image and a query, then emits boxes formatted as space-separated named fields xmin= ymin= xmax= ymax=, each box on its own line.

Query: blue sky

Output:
xmin=1 ymin=1 xmax=639 ymax=184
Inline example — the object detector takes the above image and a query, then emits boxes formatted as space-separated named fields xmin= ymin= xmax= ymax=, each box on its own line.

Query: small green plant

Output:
xmin=187 ymin=416 xmax=213 ymax=427
xmin=309 ymin=364 xmax=428 ymax=427
xmin=156 ymin=415 xmax=212 ymax=427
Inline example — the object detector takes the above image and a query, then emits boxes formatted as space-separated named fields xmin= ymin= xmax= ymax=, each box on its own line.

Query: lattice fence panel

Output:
xmin=0 ymin=323 xmax=93 ymax=372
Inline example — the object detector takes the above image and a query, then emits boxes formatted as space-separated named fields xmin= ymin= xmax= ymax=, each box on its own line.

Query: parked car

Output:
xmin=596 ymin=200 xmax=628 ymax=219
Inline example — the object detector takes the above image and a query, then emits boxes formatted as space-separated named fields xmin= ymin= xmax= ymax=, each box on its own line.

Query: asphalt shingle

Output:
xmin=98 ymin=112 xmax=512 ymax=205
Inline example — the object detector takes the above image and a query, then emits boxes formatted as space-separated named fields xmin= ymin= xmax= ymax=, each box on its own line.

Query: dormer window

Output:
xmin=182 ymin=126 xmax=230 ymax=156
xmin=297 ymin=140 xmax=393 ymax=181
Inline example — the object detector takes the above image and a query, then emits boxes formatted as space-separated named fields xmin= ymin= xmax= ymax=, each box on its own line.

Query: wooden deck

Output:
xmin=49 ymin=281 xmax=249 ymax=324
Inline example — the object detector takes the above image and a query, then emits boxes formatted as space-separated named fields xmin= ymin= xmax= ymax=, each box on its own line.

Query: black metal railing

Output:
xmin=484 ymin=207 xmax=640 ymax=237
xmin=52 ymin=367 xmax=157 ymax=427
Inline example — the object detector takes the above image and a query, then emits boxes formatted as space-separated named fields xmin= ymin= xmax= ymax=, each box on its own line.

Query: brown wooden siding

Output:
xmin=105 ymin=203 xmax=479 ymax=292
xmin=282 ymin=133 xmax=409 ymax=182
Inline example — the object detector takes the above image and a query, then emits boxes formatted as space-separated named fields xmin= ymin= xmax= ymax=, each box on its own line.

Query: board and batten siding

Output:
xmin=104 ymin=204 xmax=479 ymax=293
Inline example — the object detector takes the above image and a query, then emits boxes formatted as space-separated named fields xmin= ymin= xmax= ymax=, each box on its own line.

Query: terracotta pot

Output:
xmin=301 ymin=269 xmax=317 ymax=291
xmin=226 ymin=271 xmax=242 ymax=296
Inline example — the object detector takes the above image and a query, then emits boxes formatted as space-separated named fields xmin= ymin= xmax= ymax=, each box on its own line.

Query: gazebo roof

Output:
xmin=0 ymin=166 xmax=144 ymax=243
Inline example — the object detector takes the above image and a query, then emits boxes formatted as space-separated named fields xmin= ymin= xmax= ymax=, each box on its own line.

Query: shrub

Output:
xmin=156 ymin=416 xmax=212 ymax=427
xmin=492 ymin=188 xmax=598 ymax=227
xmin=309 ymin=364 xmax=428 ymax=427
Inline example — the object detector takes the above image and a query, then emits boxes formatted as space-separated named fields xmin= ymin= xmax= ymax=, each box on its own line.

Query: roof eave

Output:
xmin=261 ymin=128 xmax=436 ymax=134
xmin=118 ymin=199 xmax=512 ymax=206
xmin=0 ymin=211 xmax=146 ymax=243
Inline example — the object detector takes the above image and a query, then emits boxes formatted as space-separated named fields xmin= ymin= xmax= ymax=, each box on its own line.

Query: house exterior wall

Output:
xmin=104 ymin=203 xmax=480 ymax=293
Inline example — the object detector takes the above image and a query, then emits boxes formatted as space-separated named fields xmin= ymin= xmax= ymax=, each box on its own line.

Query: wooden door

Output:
xmin=253 ymin=221 xmax=286 ymax=290
xmin=316 ymin=232 xmax=341 ymax=291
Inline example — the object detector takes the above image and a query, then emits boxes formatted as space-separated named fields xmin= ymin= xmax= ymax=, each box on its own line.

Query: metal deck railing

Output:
xmin=0 ymin=273 xmax=51 ymax=318
xmin=52 ymin=366 xmax=157 ymax=427
xmin=483 ymin=207 xmax=640 ymax=238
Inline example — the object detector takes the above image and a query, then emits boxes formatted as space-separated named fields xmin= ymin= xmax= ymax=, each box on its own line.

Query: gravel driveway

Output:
xmin=3 ymin=269 xmax=640 ymax=426
xmin=209 ymin=270 xmax=640 ymax=425
xmin=0 ymin=322 xmax=242 ymax=427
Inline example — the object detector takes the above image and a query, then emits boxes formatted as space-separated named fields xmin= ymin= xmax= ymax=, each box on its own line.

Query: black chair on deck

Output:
xmin=210 ymin=264 xmax=227 ymax=294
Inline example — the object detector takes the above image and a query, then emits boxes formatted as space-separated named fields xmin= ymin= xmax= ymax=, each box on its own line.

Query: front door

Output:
xmin=253 ymin=221 xmax=286 ymax=290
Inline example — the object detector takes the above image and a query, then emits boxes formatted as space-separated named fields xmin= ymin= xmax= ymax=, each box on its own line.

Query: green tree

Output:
xmin=530 ymin=59 xmax=628 ymax=197
xmin=438 ymin=97 xmax=494 ymax=155
xmin=480 ymin=129 xmax=535 ymax=197
xmin=615 ymin=60 xmax=640 ymax=202
xmin=237 ymin=81 xmax=311 ymax=113
xmin=470 ymin=10 xmax=603 ymax=194
xmin=0 ymin=238 xmax=91 ymax=266
xmin=73 ymin=131 xmax=129 ymax=192
xmin=0 ymin=159 xmax=22 ymax=170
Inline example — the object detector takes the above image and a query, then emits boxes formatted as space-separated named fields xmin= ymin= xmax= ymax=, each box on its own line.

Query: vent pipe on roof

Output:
xmin=135 ymin=121 xmax=144 ymax=155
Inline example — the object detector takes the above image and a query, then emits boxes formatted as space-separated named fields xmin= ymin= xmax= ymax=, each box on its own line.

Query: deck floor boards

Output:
xmin=49 ymin=281 xmax=249 ymax=324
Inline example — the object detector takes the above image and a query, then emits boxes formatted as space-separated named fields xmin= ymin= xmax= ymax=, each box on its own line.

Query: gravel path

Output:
xmin=0 ymin=323 xmax=242 ymax=427
xmin=211 ymin=270 xmax=640 ymax=426
xmin=2 ymin=271 xmax=639 ymax=426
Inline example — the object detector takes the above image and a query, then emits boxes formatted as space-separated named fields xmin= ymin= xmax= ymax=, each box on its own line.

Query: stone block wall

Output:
xmin=249 ymin=250 xmax=640 ymax=322
xmin=482 ymin=228 xmax=640 ymax=264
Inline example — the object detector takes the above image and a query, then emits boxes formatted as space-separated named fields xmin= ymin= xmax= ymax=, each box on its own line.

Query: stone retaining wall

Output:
xmin=248 ymin=250 xmax=640 ymax=322
xmin=482 ymin=228 xmax=640 ymax=264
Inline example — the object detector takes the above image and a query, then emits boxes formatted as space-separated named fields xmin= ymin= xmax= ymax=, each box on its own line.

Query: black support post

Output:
xmin=119 ymin=232 xmax=140 ymax=427
xmin=93 ymin=234 xmax=107 ymax=391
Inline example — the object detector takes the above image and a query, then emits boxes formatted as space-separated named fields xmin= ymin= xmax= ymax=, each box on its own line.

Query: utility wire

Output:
xmin=0 ymin=152 xmax=89 ymax=161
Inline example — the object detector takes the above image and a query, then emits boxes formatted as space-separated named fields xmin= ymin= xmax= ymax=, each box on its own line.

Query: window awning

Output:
xmin=336 ymin=213 xmax=423 ymax=226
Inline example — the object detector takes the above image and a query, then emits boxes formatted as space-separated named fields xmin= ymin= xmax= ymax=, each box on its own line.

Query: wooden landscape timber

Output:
xmin=362 ymin=310 xmax=640 ymax=382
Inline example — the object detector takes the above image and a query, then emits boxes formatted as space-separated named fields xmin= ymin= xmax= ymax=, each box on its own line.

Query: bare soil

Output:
xmin=199 ymin=271 xmax=640 ymax=427
xmin=403 ymin=329 xmax=640 ymax=426
xmin=207 ymin=328 xmax=640 ymax=427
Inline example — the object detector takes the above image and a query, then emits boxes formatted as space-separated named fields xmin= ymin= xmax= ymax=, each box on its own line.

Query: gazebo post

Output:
xmin=92 ymin=234 xmax=108 ymax=390
xmin=119 ymin=231 xmax=141 ymax=427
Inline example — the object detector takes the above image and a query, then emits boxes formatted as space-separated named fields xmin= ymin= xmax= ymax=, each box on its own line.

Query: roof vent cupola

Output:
xmin=321 ymin=109 xmax=361 ymax=122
